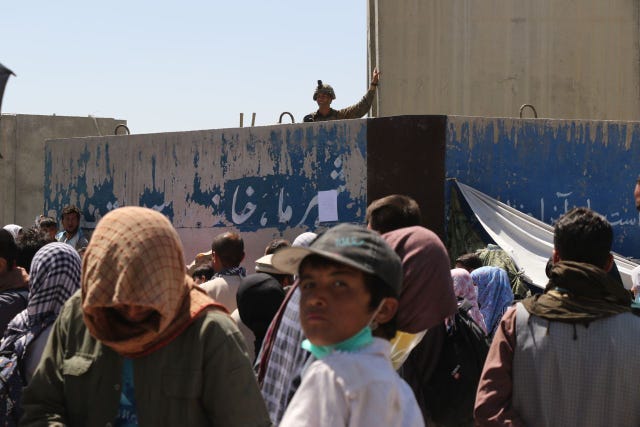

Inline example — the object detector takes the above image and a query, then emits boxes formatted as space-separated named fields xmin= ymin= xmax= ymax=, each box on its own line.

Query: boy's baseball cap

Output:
xmin=271 ymin=223 xmax=403 ymax=295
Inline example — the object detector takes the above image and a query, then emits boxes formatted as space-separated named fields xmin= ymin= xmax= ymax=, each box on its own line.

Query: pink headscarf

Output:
xmin=451 ymin=268 xmax=487 ymax=334
xmin=383 ymin=226 xmax=457 ymax=333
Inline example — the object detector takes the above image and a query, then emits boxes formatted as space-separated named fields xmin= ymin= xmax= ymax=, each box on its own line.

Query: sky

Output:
xmin=1 ymin=1 xmax=368 ymax=134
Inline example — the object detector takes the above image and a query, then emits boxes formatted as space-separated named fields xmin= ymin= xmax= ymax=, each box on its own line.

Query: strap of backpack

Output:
xmin=459 ymin=299 xmax=473 ymax=314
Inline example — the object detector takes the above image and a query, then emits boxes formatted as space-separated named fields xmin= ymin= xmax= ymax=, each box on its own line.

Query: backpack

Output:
xmin=423 ymin=302 xmax=490 ymax=426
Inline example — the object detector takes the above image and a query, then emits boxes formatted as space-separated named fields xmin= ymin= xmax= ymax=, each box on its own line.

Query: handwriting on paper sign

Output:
xmin=231 ymin=184 xmax=322 ymax=227
xmin=506 ymin=191 xmax=638 ymax=227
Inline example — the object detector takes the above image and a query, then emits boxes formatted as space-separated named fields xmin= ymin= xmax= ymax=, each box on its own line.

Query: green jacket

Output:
xmin=21 ymin=292 xmax=271 ymax=427
xmin=304 ymin=87 xmax=377 ymax=122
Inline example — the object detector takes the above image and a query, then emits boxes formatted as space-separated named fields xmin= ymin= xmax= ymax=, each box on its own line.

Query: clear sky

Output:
xmin=1 ymin=1 xmax=368 ymax=134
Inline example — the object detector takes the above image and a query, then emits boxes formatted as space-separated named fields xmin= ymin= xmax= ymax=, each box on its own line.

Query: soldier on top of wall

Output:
xmin=303 ymin=68 xmax=380 ymax=122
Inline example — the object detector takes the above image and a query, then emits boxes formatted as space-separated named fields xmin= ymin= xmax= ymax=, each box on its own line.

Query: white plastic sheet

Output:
xmin=456 ymin=181 xmax=638 ymax=290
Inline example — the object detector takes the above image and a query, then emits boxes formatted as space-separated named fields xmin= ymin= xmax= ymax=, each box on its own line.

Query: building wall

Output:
xmin=369 ymin=0 xmax=640 ymax=121
xmin=0 ymin=114 xmax=126 ymax=228
xmin=445 ymin=116 xmax=640 ymax=257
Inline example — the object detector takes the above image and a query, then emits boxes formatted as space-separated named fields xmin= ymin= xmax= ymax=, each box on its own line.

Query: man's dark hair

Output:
xmin=192 ymin=265 xmax=215 ymax=282
xmin=363 ymin=273 xmax=398 ymax=340
xmin=61 ymin=205 xmax=81 ymax=220
xmin=455 ymin=253 xmax=483 ymax=271
xmin=212 ymin=232 xmax=245 ymax=268
xmin=0 ymin=229 xmax=18 ymax=271
xmin=38 ymin=216 xmax=57 ymax=229
xmin=264 ymin=239 xmax=291 ymax=255
xmin=366 ymin=194 xmax=421 ymax=234
xmin=265 ymin=272 xmax=294 ymax=288
xmin=16 ymin=228 xmax=55 ymax=272
xmin=553 ymin=207 xmax=613 ymax=268
xmin=299 ymin=254 xmax=397 ymax=340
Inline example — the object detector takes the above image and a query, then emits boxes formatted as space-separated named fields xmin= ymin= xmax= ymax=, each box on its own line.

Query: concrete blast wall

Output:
xmin=45 ymin=115 xmax=640 ymax=265
xmin=0 ymin=114 xmax=126 ymax=228
xmin=44 ymin=118 xmax=445 ymax=267
xmin=446 ymin=116 xmax=640 ymax=257
xmin=369 ymin=0 xmax=640 ymax=121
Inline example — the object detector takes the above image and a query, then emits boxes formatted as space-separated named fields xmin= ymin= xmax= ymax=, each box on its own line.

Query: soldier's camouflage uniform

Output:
xmin=303 ymin=86 xmax=376 ymax=122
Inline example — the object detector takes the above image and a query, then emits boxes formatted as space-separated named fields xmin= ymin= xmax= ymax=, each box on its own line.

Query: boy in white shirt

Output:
xmin=273 ymin=223 xmax=424 ymax=427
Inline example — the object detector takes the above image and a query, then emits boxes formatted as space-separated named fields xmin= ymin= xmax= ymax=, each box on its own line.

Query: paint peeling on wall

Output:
xmin=447 ymin=116 xmax=640 ymax=256
xmin=45 ymin=121 xmax=368 ymax=239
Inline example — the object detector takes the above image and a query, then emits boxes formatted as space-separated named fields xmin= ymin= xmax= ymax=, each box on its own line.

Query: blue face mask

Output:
xmin=300 ymin=300 xmax=385 ymax=359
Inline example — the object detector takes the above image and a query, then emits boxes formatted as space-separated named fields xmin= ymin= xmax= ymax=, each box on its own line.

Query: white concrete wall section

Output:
xmin=369 ymin=0 xmax=640 ymax=120
xmin=0 ymin=114 xmax=126 ymax=228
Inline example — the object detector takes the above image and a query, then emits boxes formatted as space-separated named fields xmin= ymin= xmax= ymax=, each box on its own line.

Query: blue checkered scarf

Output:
xmin=213 ymin=266 xmax=246 ymax=278
xmin=0 ymin=242 xmax=81 ymax=425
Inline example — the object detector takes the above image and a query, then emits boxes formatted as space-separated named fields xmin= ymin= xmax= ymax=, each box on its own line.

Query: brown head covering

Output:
xmin=82 ymin=207 xmax=224 ymax=358
xmin=522 ymin=261 xmax=631 ymax=324
xmin=383 ymin=226 xmax=457 ymax=333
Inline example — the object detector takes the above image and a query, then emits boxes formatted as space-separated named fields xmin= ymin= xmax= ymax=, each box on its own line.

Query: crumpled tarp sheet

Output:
xmin=456 ymin=181 xmax=638 ymax=290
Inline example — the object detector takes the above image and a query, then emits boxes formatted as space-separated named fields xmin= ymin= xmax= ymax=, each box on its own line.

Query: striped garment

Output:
xmin=2 ymin=242 xmax=81 ymax=352
xmin=258 ymin=231 xmax=317 ymax=425
xmin=259 ymin=287 xmax=311 ymax=425
xmin=0 ymin=242 xmax=81 ymax=425
xmin=81 ymin=206 xmax=219 ymax=358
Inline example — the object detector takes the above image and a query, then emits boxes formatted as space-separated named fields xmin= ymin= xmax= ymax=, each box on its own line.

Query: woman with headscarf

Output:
xmin=451 ymin=268 xmax=487 ymax=334
xmin=381 ymin=226 xmax=458 ymax=424
xmin=0 ymin=243 xmax=81 ymax=424
xmin=470 ymin=266 xmax=514 ymax=337
xmin=21 ymin=207 xmax=270 ymax=427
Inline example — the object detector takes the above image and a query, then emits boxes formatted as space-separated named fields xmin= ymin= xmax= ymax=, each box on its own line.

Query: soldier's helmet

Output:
xmin=313 ymin=80 xmax=336 ymax=101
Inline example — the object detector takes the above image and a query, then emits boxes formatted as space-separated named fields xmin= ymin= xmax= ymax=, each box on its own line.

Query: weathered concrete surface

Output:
xmin=45 ymin=122 xmax=370 ymax=263
xmin=44 ymin=115 xmax=640 ymax=261
xmin=369 ymin=0 xmax=640 ymax=121
xmin=44 ymin=117 xmax=449 ymax=266
xmin=446 ymin=116 xmax=640 ymax=257
xmin=0 ymin=114 xmax=126 ymax=228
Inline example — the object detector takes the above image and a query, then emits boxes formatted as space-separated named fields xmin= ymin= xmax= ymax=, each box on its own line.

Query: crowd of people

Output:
xmin=0 ymin=190 xmax=638 ymax=426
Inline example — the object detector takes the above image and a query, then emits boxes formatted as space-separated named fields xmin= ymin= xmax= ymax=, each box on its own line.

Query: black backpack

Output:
xmin=423 ymin=301 xmax=490 ymax=426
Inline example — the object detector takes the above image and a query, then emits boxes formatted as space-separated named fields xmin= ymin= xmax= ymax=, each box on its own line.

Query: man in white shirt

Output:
xmin=55 ymin=206 xmax=88 ymax=250
xmin=200 ymin=231 xmax=245 ymax=311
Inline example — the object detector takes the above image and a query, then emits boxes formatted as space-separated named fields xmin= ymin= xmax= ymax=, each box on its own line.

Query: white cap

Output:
xmin=255 ymin=254 xmax=288 ymax=275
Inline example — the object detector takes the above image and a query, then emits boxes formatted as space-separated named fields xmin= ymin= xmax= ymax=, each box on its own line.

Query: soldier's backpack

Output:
xmin=423 ymin=301 xmax=491 ymax=426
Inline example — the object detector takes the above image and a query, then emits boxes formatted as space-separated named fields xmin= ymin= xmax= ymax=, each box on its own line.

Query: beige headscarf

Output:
xmin=82 ymin=207 xmax=224 ymax=358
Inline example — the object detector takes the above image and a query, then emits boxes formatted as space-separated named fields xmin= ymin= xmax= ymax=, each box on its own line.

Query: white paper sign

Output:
xmin=317 ymin=190 xmax=339 ymax=222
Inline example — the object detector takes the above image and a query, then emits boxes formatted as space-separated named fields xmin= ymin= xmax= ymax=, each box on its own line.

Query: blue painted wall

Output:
xmin=44 ymin=122 xmax=368 ymax=260
xmin=446 ymin=116 xmax=640 ymax=257
xmin=46 ymin=115 xmax=639 ymax=260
